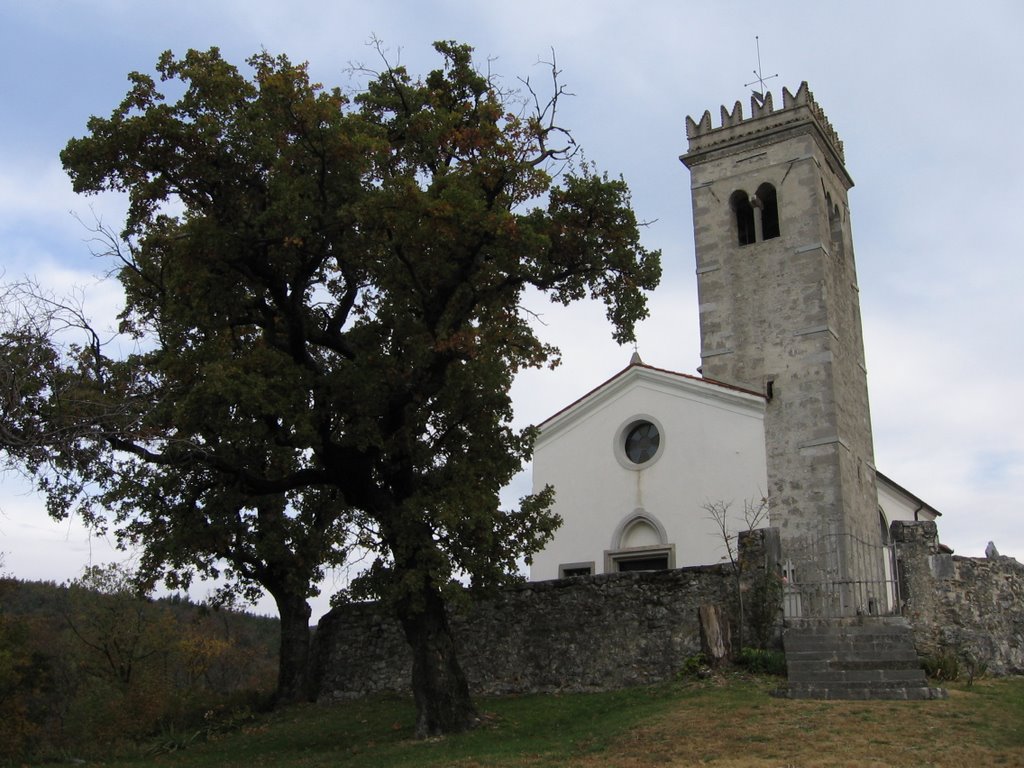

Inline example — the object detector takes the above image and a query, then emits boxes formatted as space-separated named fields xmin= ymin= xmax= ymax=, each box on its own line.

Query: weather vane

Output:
xmin=744 ymin=36 xmax=778 ymax=106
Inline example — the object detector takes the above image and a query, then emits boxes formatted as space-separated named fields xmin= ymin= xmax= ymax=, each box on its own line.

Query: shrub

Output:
xmin=734 ymin=647 xmax=787 ymax=676
xmin=921 ymin=651 xmax=960 ymax=681
xmin=678 ymin=652 xmax=710 ymax=679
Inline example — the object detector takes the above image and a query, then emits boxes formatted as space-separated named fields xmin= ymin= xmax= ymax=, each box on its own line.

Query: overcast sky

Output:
xmin=2 ymin=1 xmax=1022 ymax=619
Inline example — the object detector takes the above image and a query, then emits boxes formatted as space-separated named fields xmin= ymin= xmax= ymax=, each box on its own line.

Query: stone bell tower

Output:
xmin=681 ymin=83 xmax=885 ymax=614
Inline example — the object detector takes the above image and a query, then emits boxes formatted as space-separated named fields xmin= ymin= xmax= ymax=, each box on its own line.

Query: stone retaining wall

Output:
xmin=312 ymin=523 xmax=1024 ymax=701
xmin=313 ymin=564 xmax=737 ymax=701
xmin=892 ymin=521 xmax=1024 ymax=675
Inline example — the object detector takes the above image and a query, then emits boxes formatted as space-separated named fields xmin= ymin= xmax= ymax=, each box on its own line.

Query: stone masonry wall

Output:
xmin=311 ymin=523 xmax=1024 ymax=701
xmin=313 ymin=564 xmax=736 ymax=701
xmin=892 ymin=521 xmax=1024 ymax=675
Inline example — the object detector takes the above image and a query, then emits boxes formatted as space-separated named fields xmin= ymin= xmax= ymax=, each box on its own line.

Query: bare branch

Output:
xmin=517 ymin=48 xmax=578 ymax=169
xmin=743 ymin=495 xmax=771 ymax=530
xmin=704 ymin=499 xmax=738 ymax=567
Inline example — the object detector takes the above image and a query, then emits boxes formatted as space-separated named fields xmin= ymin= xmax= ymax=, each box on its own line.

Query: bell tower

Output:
xmin=681 ymin=83 xmax=885 ymax=613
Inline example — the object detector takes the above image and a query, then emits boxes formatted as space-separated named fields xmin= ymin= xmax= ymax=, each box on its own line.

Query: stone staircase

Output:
xmin=778 ymin=616 xmax=947 ymax=700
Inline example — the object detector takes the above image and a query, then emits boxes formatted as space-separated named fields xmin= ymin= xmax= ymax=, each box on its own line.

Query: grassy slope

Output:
xmin=108 ymin=676 xmax=1024 ymax=768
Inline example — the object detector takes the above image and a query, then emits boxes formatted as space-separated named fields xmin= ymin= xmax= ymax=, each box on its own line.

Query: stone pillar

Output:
xmin=890 ymin=520 xmax=947 ymax=657
xmin=738 ymin=527 xmax=784 ymax=648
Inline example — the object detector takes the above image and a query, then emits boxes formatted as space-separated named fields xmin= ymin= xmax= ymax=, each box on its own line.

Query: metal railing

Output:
xmin=781 ymin=532 xmax=900 ymax=619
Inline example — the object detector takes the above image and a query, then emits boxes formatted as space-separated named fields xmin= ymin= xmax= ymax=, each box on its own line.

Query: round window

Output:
xmin=624 ymin=421 xmax=660 ymax=464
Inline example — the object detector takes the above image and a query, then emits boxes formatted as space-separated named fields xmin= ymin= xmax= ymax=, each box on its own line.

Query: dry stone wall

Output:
xmin=311 ymin=523 xmax=1024 ymax=701
xmin=892 ymin=521 xmax=1024 ymax=675
xmin=313 ymin=565 xmax=735 ymax=701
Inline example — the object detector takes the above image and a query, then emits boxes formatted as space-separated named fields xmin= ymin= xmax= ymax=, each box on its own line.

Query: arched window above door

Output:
xmin=605 ymin=511 xmax=675 ymax=573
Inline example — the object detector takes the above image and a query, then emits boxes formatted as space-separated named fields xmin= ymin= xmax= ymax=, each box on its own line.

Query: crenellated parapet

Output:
xmin=684 ymin=81 xmax=845 ymax=165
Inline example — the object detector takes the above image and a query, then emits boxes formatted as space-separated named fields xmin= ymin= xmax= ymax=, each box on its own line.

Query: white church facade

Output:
xmin=529 ymin=358 xmax=938 ymax=581
xmin=529 ymin=82 xmax=941 ymax=586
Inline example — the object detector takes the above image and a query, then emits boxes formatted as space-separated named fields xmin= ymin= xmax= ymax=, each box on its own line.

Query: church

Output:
xmin=317 ymin=82 xmax=1024 ymax=703
xmin=529 ymin=83 xmax=941 ymax=607
xmin=529 ymin=358 xmax=940 ymax=581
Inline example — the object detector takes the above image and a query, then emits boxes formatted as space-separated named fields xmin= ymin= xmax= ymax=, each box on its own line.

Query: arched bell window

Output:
xmin=731 ymin=185 xmax=779 ymax=245
xmin=730 ymin=189 xmax=756 ymax=246
xmin=827 ymin=195 xmax=844 ymax=261
xmin=755 ymin=183 xmax=780 ymax=240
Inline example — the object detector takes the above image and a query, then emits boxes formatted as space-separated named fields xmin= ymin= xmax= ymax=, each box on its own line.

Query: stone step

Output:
xmin=778 ymin=616 xmax=944 ymax=701
xmin=784 ymin=616 xmax=914 ymax=630
xmin=785 ymin=646 xmax=921 ymax=659
xmin=786 ymin=668 xmax=929 ymax=685
xmin=784 ymin=630 xmax=915 ymax=643
xmin=784 ymin=644 xmax=915 ymax=655
xmin=786 ymin=657 xmax=922 ymax=673
xmin=784 ymin=630 xmax=916 ymax=644
xmin=785 ymin=636 xmax=915 ymax=647
xmin=782 ymin=684 xmax=948 ymax=701
xmin=787 ymin=652 xmax=918 ymax=661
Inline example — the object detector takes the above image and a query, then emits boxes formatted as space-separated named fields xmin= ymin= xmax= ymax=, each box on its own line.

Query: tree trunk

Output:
xmin=397 ymin=580 xmax=479 ymax=738
xmin=698 ymin=603 xmax=732 ymax=666
xmin=272 ymin=591 xmax=313 ymax=705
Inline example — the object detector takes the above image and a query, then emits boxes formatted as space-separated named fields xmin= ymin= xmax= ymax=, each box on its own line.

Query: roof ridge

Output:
xmin=536 ymin=361 xmax=766 ymax=430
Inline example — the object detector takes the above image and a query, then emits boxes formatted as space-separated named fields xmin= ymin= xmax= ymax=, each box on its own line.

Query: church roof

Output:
xmin=537 ymin=360 xmax=942 ymax=519
xmin=876 ymin=471 xmax=943 ymax=518
xmin=537 ymin=358 xmax=766 ymax=432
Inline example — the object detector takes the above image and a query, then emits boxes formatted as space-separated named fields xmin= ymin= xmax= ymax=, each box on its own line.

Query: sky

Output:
xmin=1 ymin=0 xmax=1022 ymax=620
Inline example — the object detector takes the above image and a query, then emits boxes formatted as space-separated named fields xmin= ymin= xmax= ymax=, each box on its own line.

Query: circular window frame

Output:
xmin=614 ymin=415 xmax=666 ymax=470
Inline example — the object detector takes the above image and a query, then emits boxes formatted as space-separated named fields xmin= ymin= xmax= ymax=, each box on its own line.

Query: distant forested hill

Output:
xmin=0 ymin=574 xmax=279 ymax=762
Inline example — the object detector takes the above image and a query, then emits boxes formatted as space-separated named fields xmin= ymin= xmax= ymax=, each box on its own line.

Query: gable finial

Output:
xmin=629 ymin=343 xmax=643 ymax=366
xmin=744 ymin=36 xmax=778 ymax=108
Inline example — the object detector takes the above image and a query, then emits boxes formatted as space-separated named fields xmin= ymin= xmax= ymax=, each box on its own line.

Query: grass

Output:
xmin=96 ymin=675 xmax=1024 ymax=768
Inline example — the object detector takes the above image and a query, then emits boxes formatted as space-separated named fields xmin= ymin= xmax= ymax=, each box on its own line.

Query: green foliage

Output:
xmin=112 ymin=683 xmax=688 ymax=768
xmin=143 ymin=702 xmax=263 ymax=758
xmin=921 ymin=650 xmax=961 ymax=681
xmin=64 ymin=563 xmax=173 ymax=687
xmin=677 ymin=652 xmax=710 ymax=678
xmin=734 ymin=647 xmax=787 ymax=676
xmin=0 ymin=612 xmax=46 ymax=760
xmin=73 ymin=678 xmax=1024 ymax=767
xmin=0 ymin=574 xmax=277 ymax=763
xmin=921 ymin=644 xmax=990 ymax=686
xmin=743 ymin=567 xmax=784 ymax=650
xmin=52 ymin=38 xmax=657 ymax=592
xmin=962 ymin=652 xmax=989 ymax=686
xmin=5 ymin=40 xmax=659 ymax=717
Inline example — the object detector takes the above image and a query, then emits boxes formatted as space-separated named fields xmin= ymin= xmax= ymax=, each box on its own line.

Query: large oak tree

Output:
xmin=4 ymin=42 xmax=660 ymax=735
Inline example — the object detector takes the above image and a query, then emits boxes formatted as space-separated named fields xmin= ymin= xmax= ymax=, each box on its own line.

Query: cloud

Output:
xmin=1 ymin=0 xmax=1022 ymax=616
xmin=865 ymin=311 xmax=1024 ymax=557
xmin=0 ymin=158 xmax=79 ymax=229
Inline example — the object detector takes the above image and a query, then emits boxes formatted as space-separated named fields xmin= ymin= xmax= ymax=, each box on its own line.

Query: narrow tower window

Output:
xmin=829 ymin=202 xmax=845 ymax=261
xmin=730 ymin=190 xmax=756 ymax=246
xmin=756 ymin=183 xmax=780 ymax=240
